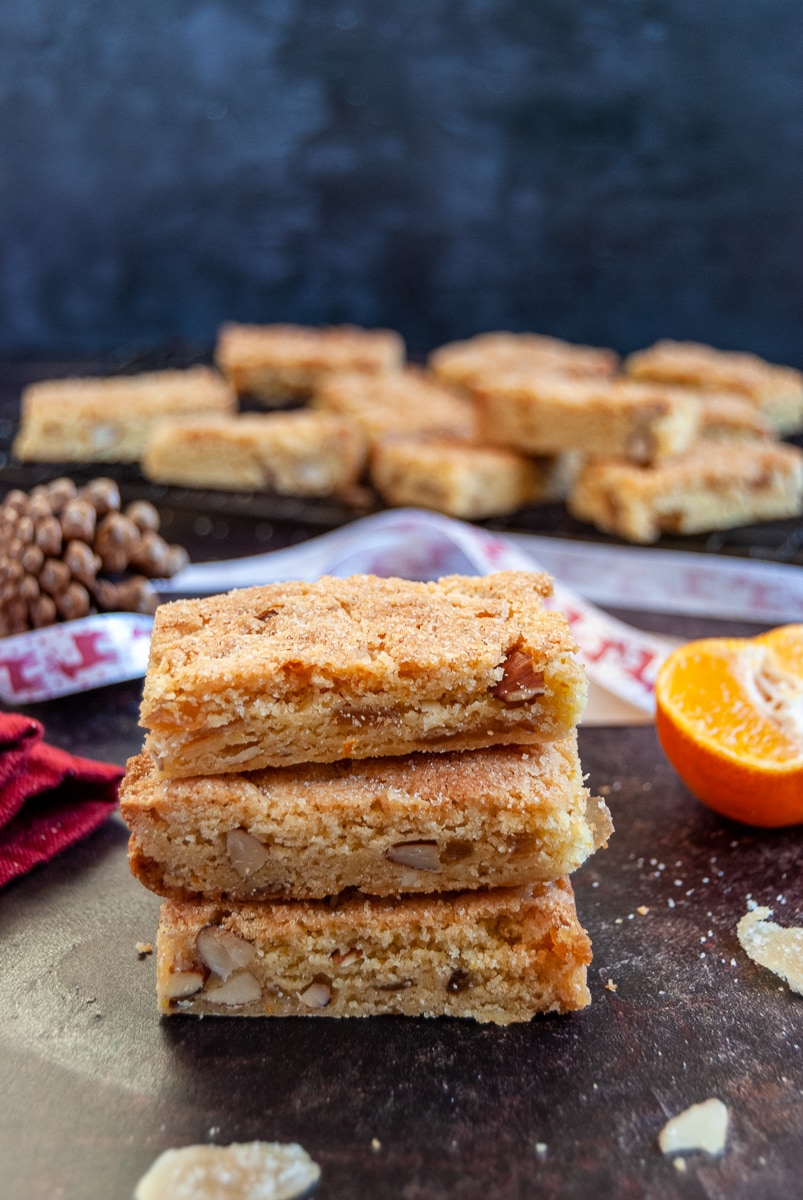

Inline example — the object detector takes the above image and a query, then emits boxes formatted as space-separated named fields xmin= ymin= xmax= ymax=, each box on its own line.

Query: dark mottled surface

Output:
xmin=0 ymin=339 xmax=801 ymax=1193
xmin=1 ymin=704 xmax=801 ymax=1200
xmin=1 ymin=2 xmax=803 ymax=362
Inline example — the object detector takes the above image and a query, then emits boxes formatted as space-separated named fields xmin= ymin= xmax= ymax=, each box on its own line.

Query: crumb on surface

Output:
xmin=136 ymin=942 xmax=153 ymax=956
xmin=605 ymin=979 xmax=618 ymax=992
xmin=637 ymin=905 xmax=649 ymax=915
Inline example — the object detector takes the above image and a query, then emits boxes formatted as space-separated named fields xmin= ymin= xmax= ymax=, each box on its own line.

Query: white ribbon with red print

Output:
xmin=2 ymin=507 xmax=796 ymax=708
xmin=0 ymin=612 xmax=153 ymax=704
xmin=164 ymin=508 xmax=674 ymax=715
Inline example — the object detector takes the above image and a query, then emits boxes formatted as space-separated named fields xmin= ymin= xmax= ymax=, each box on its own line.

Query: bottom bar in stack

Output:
xmin=157 ymin=878 xmax=591 ymax=1026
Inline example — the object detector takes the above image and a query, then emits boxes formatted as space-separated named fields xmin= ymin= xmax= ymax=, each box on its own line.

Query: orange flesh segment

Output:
xmin=757 ymin=623 xmax=803 ymax=675
xmin=659 ymin=638 xmax=803 ymax=771
xmin=655 ymin=625 xmax=803 ymax=827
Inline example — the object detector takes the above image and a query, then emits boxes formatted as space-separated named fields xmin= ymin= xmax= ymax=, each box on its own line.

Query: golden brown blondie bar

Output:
xmin=624 ymin=339 xmax=803 ymax=435
xmin=122 ymin=737 xmax=612 ymax=901
xmin=12 ymin=367 xmax=235 ymax=463
xmin=697 ymin=394 xmax=772 ymax=441
xmin=312 ymin=366 xmax=478 ymax=444
xmin=568 ymin=440 xmax=803 ymax=543
xmin=140 ymin=572 xmax=587 ymax=777
xmin=140 ymin=411 xmax=366 ymax=496
xmin=429 ymin=331 xmax=619 ymax=390
xmin=471 ymin=374 xmax=700 ymax=464
xmin=369 ymin=435 xmax=573 ymax=518
xmin=215 ymin=322 xmax=405 ymax=404
xmin=156 ymin=878 xmax=592 ymax=1023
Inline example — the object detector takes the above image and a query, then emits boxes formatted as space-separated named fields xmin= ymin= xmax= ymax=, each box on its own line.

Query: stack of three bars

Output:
xmin=121 ymin=571 xmax=612 ymax=1025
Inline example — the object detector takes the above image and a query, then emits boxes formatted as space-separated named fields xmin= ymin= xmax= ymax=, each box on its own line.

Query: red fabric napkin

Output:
xmin=0 ymin=712 xmax=123 ymax=888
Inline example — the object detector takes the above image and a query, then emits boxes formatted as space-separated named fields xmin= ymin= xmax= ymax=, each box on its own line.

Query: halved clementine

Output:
xmin=654 ymin=624 xmax=803 ymax=827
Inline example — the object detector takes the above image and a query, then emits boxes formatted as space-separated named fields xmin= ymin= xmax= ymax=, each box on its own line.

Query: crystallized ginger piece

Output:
xmin=737 ymin=906 xmax=803 ymax=995
xmin=658 ymin=1098 xmax=729 ymax=1157
xmin=134 ymin=1141 xmax=320 ymax=1200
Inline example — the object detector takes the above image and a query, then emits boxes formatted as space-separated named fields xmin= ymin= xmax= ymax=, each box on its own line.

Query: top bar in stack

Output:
xmin=140 ymin=572 xmax=587 ymax=778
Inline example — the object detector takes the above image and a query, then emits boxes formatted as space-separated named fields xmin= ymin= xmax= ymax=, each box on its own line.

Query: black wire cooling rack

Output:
xmin=1 ymin=355 xmax=801 ymax=566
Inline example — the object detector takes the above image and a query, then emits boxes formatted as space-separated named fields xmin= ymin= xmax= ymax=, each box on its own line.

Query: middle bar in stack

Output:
xmin=126 ymin=571 xmax=610 ymax=1024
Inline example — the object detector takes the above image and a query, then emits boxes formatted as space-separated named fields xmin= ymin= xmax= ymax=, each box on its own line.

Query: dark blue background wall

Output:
xmin=1 ymin=1 xmax=802 ymax=361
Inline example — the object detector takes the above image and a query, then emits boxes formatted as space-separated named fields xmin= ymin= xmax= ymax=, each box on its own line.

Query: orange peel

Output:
xmin=654 ymin=624 xmax=803 ymax=827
